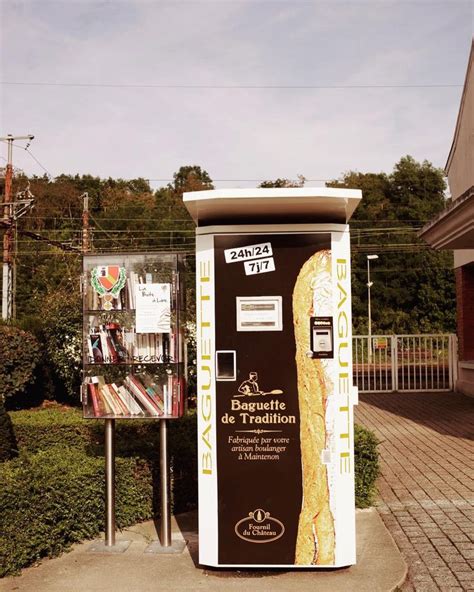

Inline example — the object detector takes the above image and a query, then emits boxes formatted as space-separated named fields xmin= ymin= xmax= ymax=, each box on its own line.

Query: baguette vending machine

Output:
xmin=184 ymin=188 xmax=361 ymax=568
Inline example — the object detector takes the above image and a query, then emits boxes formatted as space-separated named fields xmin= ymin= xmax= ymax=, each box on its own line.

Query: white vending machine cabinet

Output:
xmin=184 ymin=188 xmax=361 ymax=568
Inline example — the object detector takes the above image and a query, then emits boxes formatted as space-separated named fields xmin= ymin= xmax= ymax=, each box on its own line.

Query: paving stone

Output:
xmin=456 ymin=571 xmax=474 ymax=582
xmin=356 ymin=391 xmax=474 ymax=592
xmin=449 ymin=561 xmax=472 ymax=572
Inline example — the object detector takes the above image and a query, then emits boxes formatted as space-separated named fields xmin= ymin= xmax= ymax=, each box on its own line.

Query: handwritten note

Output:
xmin=135 ymin=283 xmax=171 ymax=333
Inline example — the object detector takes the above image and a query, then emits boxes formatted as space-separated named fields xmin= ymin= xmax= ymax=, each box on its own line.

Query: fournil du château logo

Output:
xmin=235 ymin=509 xmax=285 ymax=544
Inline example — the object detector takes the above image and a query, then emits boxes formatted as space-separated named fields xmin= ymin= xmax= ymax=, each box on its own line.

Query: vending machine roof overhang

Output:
xmin=183 ymin=188 xmax=362 ymax=226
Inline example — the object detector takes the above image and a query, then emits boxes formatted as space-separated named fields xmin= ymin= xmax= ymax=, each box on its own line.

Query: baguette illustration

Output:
xmin=293 ymin=249 xmax=335 ymax=565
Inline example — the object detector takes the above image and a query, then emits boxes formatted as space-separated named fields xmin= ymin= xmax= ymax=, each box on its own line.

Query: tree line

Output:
xmin=1 ymin=154 xmax=455 ymax=335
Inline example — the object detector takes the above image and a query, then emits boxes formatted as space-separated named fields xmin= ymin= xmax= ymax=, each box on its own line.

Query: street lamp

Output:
xmin=367 ymin=254 xmax=379 ymax=363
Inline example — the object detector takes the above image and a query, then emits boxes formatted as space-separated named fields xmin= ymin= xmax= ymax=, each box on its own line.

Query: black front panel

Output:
xmin=214 ymin=232 xmax=331 ymax=565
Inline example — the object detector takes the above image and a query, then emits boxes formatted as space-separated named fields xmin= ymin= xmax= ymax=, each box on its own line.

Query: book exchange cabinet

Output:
xmin=82 ymin=252 xmax=186 ymax=551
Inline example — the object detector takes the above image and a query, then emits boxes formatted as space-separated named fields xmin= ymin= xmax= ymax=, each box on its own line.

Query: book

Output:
xmin=163 ymin=334 xmax=170 ymax=362
xmin=124 ymin=375 xmax=162 ymax=416
xmin=108 ymin=383 xmax=130 ymax=414
xmin=178 ymin=377 xmax=185 ymax=416
xmin=116 ymin=384 xmax=144 ymax=415
xmin=100 ymin=383 xmax=123 ymax=415
xmin=105 ymin=335 xmax=119 ymax=364
xmin=169 ymin=373 xmax=178 ymax=416
xmin=89 ymin=334 xmax=104 ymax=363
xmin=106 ymin=323 xmax=128 ymax=362
xmin=87 ymin=381 xmax=101 ymax=416
xmin=139 ymin=374 xmax=165 ymax=412
xmin=99 ymin=331 xmax=110 ymax=362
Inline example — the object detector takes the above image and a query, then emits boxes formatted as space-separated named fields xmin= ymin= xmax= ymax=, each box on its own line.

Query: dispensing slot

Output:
xmin=216 ymin=351 xmax=236 ymax=381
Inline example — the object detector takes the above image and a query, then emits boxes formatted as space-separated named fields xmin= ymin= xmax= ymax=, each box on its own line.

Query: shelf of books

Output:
xmin=82 ymin=252 xmax=186 ymax=420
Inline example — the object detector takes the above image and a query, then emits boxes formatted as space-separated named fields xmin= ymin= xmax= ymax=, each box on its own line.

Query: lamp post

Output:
xmin=367 ymin=254 xmax=379 ymax=363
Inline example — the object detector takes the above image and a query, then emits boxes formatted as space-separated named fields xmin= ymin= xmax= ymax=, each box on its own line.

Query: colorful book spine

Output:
xmin=87 ymin=382 xmax=100 ymax=416
xmin=117 ymin=385 xmax=144 ymax=415
xmin=108 ymin=383 xmax=129 ymax=415
xmin=124 ymin=375 xmax=161 ymax=416
xmin=100 ymin=384 xmax=123 ymax=415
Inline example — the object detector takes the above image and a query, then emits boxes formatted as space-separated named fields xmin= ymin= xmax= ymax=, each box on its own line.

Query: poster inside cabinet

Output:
xmin=197 ymin=229 xmax=356 ymax=568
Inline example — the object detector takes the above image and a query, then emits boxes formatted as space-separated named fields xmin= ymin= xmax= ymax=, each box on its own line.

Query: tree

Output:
xmin=259 ymin=175 xmax=306 ymax=188
xmin=169 ymin=165 xmax=213 ymax=193
xmin=327 ymin=156 xmax=455 ymax=334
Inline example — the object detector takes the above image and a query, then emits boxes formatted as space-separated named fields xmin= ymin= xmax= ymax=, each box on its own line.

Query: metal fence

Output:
xmin=353 ymin=334 xmax=457 ymax=393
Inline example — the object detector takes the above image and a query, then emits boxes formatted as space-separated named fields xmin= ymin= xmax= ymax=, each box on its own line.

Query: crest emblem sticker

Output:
xmin=91 ymin=265 xmax=127 ymax=310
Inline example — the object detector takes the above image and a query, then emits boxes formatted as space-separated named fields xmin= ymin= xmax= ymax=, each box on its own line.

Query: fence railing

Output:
xmin=353 ymin=334 xmax=457 ymax=393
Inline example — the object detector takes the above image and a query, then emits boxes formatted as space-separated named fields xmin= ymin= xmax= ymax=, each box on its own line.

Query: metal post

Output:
xmin=367 ymin=258 xmax=372 ymax=364
xmin=1 ymin=134 xmax=34 ymax=321
xmin=81 ymin=192 xmax=90 ymax=252
xmin=105 ymin=418 xmax=116 ymax=546
xmin=160 ymin=418 xmax=171 ymax=547
xmin=2 ymin=139 xmax=13 ymax=321
xmin=366 ymin=254 xmax=378 ymax=365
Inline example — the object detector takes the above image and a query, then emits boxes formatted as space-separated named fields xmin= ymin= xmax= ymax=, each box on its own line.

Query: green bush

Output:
xmin=354 ymin=424 xmax=380 ymax=508
xmin=10 ymin=407 xmax=94 ymax=453
xmin=0 ymin=403 xmax=17 ymax=461
xmin=0 ymin=447 xmax=153 ymax=577
xmin=41 ymin=290 xmax=82 ymax=401
xmin=0 ymin=325 xmax=42 ymax=458
xmin=0 ymin=324 xmax=41 ymax=403
xmin=10 ymin=407 xmax=198 ymax=513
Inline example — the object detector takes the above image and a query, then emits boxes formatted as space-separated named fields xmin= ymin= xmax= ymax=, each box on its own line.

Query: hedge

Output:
xmin=1 ymin=408 xmax=378 ymax=576
xmin=0 ymin=404 xmax=17 ymax=461
xmin=354 ymin=424 xmax=380 ymax=508
xmin=0 ymin=447 xmax=153 ymax=578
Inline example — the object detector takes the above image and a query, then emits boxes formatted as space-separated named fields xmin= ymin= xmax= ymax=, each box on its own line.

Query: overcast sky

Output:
xmin=0 ymin=0 xmax=472 ymax=189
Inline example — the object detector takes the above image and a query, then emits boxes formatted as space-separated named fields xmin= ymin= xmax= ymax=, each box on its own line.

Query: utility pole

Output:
xmin=1 ymin=134 xmax=34 ymax=321
xmin=81 ymin=192 xmax=91 ymax=253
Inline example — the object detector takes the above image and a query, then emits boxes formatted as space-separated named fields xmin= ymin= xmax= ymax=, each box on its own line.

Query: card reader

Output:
xmin=309 ymin=317 xmax=334 ymax=359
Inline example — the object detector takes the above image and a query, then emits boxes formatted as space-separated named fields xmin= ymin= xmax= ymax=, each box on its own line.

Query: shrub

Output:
xmin=354 ymin=424 xmax=380 ymax=508
xmin=0 ymin=325 xmax=41 ymax=458
xmin=41 ymin=290 xmax=82 ymax=401
xmin=0 ymin=447 xmax=153 ymax=577
xmin=10 ymin=407 xmax=198 ymax=512
xmin=10 ymin=407 xmax=93 ymax=453
xmin=0 ymin=403 xmax=17 ymax=461
xmin=0 ymin=324 xmax=41 ymax=403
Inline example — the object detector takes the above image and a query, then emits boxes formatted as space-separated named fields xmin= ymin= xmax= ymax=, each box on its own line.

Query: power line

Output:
xmin=0 ymin=81 xmax=462 ymax=90
xmin=0 ymin=140 xmax=54 ymax=178
xmin=24 ymin=148 xmax=53 ymax=178
xmin=149 ymin=178 xmax=329 ymax=182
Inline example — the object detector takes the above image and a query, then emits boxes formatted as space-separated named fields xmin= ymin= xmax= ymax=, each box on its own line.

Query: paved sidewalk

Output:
xmin=0 ymin=509 xmax=406 ymax=592
xmin=356 ymin=391 xmax=474 ymax=592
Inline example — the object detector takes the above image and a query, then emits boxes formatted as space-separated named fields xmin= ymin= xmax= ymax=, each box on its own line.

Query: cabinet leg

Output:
xmin=160 ymin=418 xmax=171 ymax=547
xmin=105 ymin=418 xmax=116 ymax=546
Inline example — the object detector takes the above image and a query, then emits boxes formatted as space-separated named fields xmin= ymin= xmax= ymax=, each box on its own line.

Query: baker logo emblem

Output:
xmin=234 ymin=508 xmax=285 ymax=543
xmin=235 ymin=372 xmax=283 ymax=398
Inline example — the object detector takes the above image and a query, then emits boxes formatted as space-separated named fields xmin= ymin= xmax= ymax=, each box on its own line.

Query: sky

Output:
xmin=0 ymin=0 xmax=473 ymax=189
